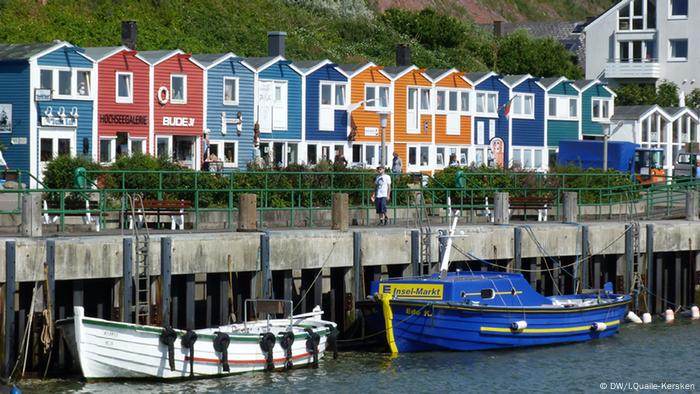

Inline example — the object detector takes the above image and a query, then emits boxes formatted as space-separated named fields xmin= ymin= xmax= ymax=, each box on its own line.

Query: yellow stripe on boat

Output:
xmin=480 ymin=320 xmax=620 ymax=334
xmin=381 ymin=293 xmax=399 ymax=354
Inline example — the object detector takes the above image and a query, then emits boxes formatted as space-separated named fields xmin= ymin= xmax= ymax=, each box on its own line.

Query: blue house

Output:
xmin=244 ymin=55 xmax=302 ymax=167
xmin=540 ymin=76 xmax=581 ymax=164
xmin=194 ymin=53 xmax=256 ymax=171
xmin=466 ymin=72 xmax=509 ymax=167
xmin=501 ymin=74 xmax=546 ymax=170
xmin=0 ymin=41 xmax=95 ymax=186
xmin=293 ymin=59 xmax=349 ymax=166
xmin=575 ymin=79 xmax=616 ymax=138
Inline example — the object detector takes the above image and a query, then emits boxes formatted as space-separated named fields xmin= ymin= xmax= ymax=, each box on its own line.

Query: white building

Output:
xmin=584 ymin=0 xmax=698 ymax=92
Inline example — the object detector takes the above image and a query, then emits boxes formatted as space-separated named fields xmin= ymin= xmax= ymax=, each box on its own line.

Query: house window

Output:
xmin=619 ymin=0 xmax=652 ymax=30
xmin=408 ymin=146 xmax=430 ymax=167
xmin=223 ymin=77 xmax=238 ymax=105
xmin=40 ymin=70 xmax=53 ymax=90
xmin=258 ymin=80 xmax=287 ymax=132
xmin=99 ymin=138 xmax=115 ymax=163
xmin=669 ymin=39 xmax=688 ymax=61
xmin=592 ymin=99 xmax=612 ymax=121
xmin=548 ymin=97 xmax=557 ymax=117
xmin=365 ymin=145 xmax=376 ymax=165
xmin=335 ymin=84 xmax=346 ymax=106
xmin=156 ymin=136 xmax=171 ymax=159
xmin=58 ymin=70 xmax=72 ymax=96
xmin=548 ymin=96 xmax=579 ymax=120
xmin=511 ymin=93 xmax=534 ymax=118
xmin=209 ymin=140 xmax=238 ymax=166
xmin=116 ymin=72 xmax=133 ymax=103
xmin=476 ymin=92 xmax=498 ymax=115
xmin=130 ymin=138 xmax=144 ymax=155
xmin=307 ymin=144 xmax=318 ymax=165
xmin=407 ymin=87 xmax=431 ymax=132
xmin=437 ymin=91 xmax=446 ymax=111
xmin=352 ymin=145 xmax=362 ymax=163
xmin=170 ymin=75 xmax=187 ymax=104
xmin=670 ymin=0 xmax=689 ymax=18
xmin=320 ymin=82 xmax=347 ymax=131
xmin=436 ymin=147 xmax=445 ymax=167
xmin=365 ymin=85 xmax=390 ymax=110
xmin=76 ymin=70 xmax=90 ymax=96
xmin=460 ymin=92 xmax=469 ymax=112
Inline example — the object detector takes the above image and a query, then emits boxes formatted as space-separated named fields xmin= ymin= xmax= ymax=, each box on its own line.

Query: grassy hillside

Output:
xmin=0 ymin=0 xmax=581 ymax=77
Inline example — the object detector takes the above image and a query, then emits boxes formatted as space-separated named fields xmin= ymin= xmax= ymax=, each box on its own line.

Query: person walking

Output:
xmin=371 ymin=165 xmax=391 ymax=225
xmin=391 ymin=152 xmax=402 ymax=173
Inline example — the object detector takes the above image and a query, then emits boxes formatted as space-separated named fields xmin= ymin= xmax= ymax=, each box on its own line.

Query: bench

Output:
xmin=43 ymin=199 xmax=101 ymax=231
xmin=509 ymin=196 xmax=553 ymax=222
xmin=128 ymin=199 xmax=192 ymax=230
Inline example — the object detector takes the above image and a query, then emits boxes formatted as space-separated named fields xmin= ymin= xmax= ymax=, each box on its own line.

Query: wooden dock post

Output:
xmin=494 ymin=192 xmax=509 ymax=225
xmin=260 ymin=232 xmax=272 ymax=299
xmin=513 ymin=227 xmax=522 ymax=272
xmin=581 ymin=225 xmax=589 ymax=291
xmin=3 ymin=241 xmax=16 ymax=378
xmin=160 ymin=237 xmax=172 ymax=327
xmin=562 ymin=192 xmax=578 ymax=223
xmin=646 ymin=224 xmax=654 ymax=313
xmin=331 ymin=193 xmax=349 ymax=230
xmin=238 ymin=193 xmax=257 ymax=231
xmin=122 ymin=238 xmax=133 ymax=323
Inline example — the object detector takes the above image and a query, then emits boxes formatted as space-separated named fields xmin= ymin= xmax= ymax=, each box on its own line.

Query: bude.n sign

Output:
xmin=163 ymin=117 xmax=195 ymax=127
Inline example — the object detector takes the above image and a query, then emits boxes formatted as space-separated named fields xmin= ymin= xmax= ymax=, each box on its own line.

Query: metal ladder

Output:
xmin=629 ymin=221 xmax=645 ymax=310
xmin=129 ymin=193 xmax=151 ymax=325
xmin=412 ymin=183 xmax=432 ymax=276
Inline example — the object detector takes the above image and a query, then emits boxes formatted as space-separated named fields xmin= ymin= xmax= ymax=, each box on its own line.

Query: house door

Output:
xmin=258 ymin=81 xmax=274 ymax=132
xmin=173 ymin=136 xmax=196 ymax=169
xmin=39 ymin=129 xmax=75 ymax=183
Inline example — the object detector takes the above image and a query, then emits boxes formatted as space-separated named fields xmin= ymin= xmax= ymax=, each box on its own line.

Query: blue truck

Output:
xmin=557 ymin=140 xmax=664 ymax=184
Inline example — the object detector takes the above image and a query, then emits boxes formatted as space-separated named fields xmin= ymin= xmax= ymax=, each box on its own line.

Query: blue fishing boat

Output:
xmin=357 ymin=218 xmax=631 ymax=353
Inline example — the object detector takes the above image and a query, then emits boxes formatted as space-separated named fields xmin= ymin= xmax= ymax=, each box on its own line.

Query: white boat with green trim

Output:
xmin=59 ymin=301 xmax=337 ymax=380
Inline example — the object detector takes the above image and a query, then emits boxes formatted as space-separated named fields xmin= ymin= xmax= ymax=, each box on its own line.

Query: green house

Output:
xmin=575 ymin=79 xmax=616 ymax=138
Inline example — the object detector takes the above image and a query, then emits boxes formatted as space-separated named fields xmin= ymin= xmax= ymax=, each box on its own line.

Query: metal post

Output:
xmin=46 ymin=240 xmax=56 ymax=318
xmin=160 ymin=237 xmax=172 ymax=327
xmin=185 ymin=274 xmax=195 ymax=330
xmin=353 ymin=232 xmax=362 ymax=302
xmin=218 ymin=273 xmax=228 ymax=326
xmin=3 ymin=241 xmax=16 ymax=378
xmin=624 ymin=224 xmax=633 ymax=293
xmin=283 ymin=270 xmax=293 ymax=301
xmin=646 ymin=224 xmax=654 ymax=313
xmin=438 ymin=231 xmax=447 ymax=271
xmin=411 ymin=230 xmax=420 ymax=277
xmin=122 ymin=238 xmax=133 ymax=323
xmin=581 ymin=225 xmax=589 ymax=290
xmin=513 ymin=227 xmax=522 ymax=272
xmin=260 ymin=232 xmax=272 ymax=299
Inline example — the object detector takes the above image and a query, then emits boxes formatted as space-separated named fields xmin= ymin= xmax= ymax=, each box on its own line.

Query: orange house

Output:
xmin=338 ymin=63 xmax=392 ymax=168
xmin=424 ymin=68 xmax=473 ymax=169
xmin=383 ymin=65 xmax=433 ymax=173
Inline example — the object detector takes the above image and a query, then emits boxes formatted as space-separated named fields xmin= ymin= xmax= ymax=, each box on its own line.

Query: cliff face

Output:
xmin=372 ymin=0 xmax=615 ymax=23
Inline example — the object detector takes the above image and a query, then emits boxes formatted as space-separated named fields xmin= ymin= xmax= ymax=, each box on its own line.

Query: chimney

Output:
xmin=396 ymin=44 xmax=411 ymax=67
xmin=268 ymin=31 xmax=287 ymax=57
xmin=493 ymin=20 xmax=503 ymax=37
xmin=121 ymin=20 xmax=137 ymax=50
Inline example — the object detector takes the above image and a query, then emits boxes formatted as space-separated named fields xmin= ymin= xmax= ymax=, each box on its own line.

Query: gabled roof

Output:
xmin=573 ymin=79 xmax=597 ymax=91
xmin=0 ymin=42 xmax=60 ymax=62
xmin=501 ymin=74 xmax=535 ymax=88
xmin=465 ymin=71 xmax=498 ymax=86
xmin=612 ymin=105 xmax=671 ymax=122
xmin=138 ymin=49 xmax=181 ymax=65
xmin=192 ymin=53 xmax=228 ymax=68
xmin=84 ymin=46 xmax=126 ymax=62
xmin=243 ymin=56 xmax=277 ymax=70
xmin=423 ymin=68 xmax=452 ymax=82
xmin=336 ymin=62 xmax=376 ymax=78
xmin=583 ymin=0 xmax=630 ymax=32
xmin=381 ymin=65 xmax=417 ymax=80
xmin=539 ymin=76 xmax=570 ymax=91
xmin=292 ymin=59 xmax=333 ymax=76
xmin=662 ymin=107 xmax=700 ymax=121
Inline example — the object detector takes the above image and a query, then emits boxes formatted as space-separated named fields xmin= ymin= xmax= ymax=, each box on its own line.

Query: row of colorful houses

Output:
xmin=0 ymin=27 xmax=621 ymax=187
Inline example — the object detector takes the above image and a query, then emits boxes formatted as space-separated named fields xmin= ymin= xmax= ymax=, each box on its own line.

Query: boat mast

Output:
xmin=438 ymin=214 xmax=460 ymax=279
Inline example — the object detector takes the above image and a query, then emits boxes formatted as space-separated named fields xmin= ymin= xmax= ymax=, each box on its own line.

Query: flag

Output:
xmin=501 ymin=97 xmax=516 ymax=118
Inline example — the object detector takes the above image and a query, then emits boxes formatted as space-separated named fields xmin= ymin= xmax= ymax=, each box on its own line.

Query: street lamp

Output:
xmin=379 ymin=112 xmax=388 ymax=166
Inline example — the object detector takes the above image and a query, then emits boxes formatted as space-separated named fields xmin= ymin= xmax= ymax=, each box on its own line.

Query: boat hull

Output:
xmin=65 ymin=307 xmax=333 ymax=380
xmin=377 ymin=298 xmax=630 ymax=353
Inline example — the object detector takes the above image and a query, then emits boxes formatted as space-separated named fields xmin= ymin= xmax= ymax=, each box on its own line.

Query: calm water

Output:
xmin=22 ymin=320 xmax=700 ymax=394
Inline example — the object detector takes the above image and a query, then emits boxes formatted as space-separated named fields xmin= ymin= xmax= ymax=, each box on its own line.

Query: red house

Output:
xmin=141 ymin=50 xmax=205 ymax=169
xmin=85 ymin=46 xmax=150 ymax=164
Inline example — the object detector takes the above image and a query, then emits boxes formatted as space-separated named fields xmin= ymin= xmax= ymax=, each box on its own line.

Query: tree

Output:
xmin=686 ymin=88 xmax=700 ymax=110
xmin=495 ymin=29 xmax=583 ymax=79
xmin=656 ymin=80 xmax=679 ymax=107
xmin=613 ymin=84 xmax=657 ymax=106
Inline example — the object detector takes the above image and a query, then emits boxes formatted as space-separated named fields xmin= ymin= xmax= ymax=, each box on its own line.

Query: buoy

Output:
xmin=627 ymin=311 xmax=642 ymax=324
xmin=664 ymin=308 xmax=675 ymax=323
xmin=691 ymin=305 xmax=700 ymax=320
xmin=591 ymin=322 xmax=607 ymax=332
xmin=510 ymin=321 xmax=527 ymax=331
xmin=642 ymin=313 xmax=652 ymax=324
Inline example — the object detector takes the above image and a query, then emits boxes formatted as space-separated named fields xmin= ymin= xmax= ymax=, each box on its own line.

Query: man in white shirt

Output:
xmin=371 ymin=165 xmax=391 ymax=225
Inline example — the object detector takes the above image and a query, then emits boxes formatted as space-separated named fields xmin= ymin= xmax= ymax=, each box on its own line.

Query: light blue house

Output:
xmin=0 ymin=41 xmax=95 ymax=186
xmin=194 ymin=53 xmax=256 ymax=170
xmin=501 ymin=74 xmax=546 ymax=170
xmin=575 ymin=79 xmax=616 ymax=138
xmin=245 ymin=55 xmax=302 ymax=167
xmin=541 ymin=76 xmax=581 ymax=164
xmin=294 ymin=59 xmax=349 ymax=165
xmin=466 ymin=72 xmax=509 ymax=167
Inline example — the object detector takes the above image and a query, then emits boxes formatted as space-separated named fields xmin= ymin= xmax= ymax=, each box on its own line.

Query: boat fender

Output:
xmin=325 ymin=324 xmax=338 ymax=360
xmin=627 ymin=311 xmax=643 ymax=324
xmin=181 ymin=330 xmax=198 ymax=377
xmin=591 ymin=322 xmax=607 ymax=332
xmin=642 ymin=313 xmax=652 ymax=324
xmin=510 ymin=321 xmax=527 ymax=332
xmin=159 ymin=326 xmax=178 ymax=371
xmin=259 ymin=332 xmax=277 ymax=372
xmin=304 ymin=327 xmax=320 ymax=369
xmin=213 ymin=332 xmax=231 ymax=372
xmin=691 ymin=305 xmax=700 ymax=320
xmin=279 ymin=331 xmax=295 ymax=370
xmin=664 ymin=309 xmax=675 ymax=323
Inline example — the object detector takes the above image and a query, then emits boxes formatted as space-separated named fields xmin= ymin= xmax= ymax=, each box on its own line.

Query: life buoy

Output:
xmin=157 ymin=86 xmax=170 ymax=105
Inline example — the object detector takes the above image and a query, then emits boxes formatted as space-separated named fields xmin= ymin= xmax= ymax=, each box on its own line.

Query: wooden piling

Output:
xmin=160 ymin=237 xmax=172 ymax=327
xmin=3 ymin=241 xmax=16 ymax=378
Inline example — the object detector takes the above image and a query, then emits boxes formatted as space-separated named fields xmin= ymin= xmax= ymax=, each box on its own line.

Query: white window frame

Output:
xmin=350 ymin=143 xmax=379 ymax=167
xmin=511 ymin=93 xmax=535 ymax=119
xmin=55 ymin=68 xmax=73 ymax=98
xmin=548 ymin=95 xmax=579 ymax=120
xmin=74 ymin=68 xmax=92 ymax=98
xmin=99 ymin=137 xmax=116 ymax=164
xmin=223 ymin=77 xmax=239 ymax=106
xmin=475 ymin=91 xmax=498 ymax=117
xmin=407 ymin=144 xmax=431 ymax=169
xmin=155 ymin=135 xmax=173 ymax=159
xmin=272 ymin=80 xmax=288 ymax=131
xmin=39 ymin=67 xmax=93 ymax=100
xmin=128 ymin=137 xmax=146 ymax=155
xmin=406 ymin=86 xmax=431 ymax=134
xmin=319 ymin=82 xmax=348 ymax=131
xmin=208 ymin=139 xmax=239 ymax=167
xmin=668 ymin=39 xmax=688 ymax=62
xmin=364 ymin=84 xmax=390 ymax=111
xmin=116 ymin=72 xmax=134 ymax=104
xmin=170 ymin=74 xmax=187 ymax=104
xmin=592 ymin=98 xmax=613 ymax=122
xmin=511 ymin=147 xmax=544 ymax=170
xmin=669 ymin=0 xmax=689 ymax=19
